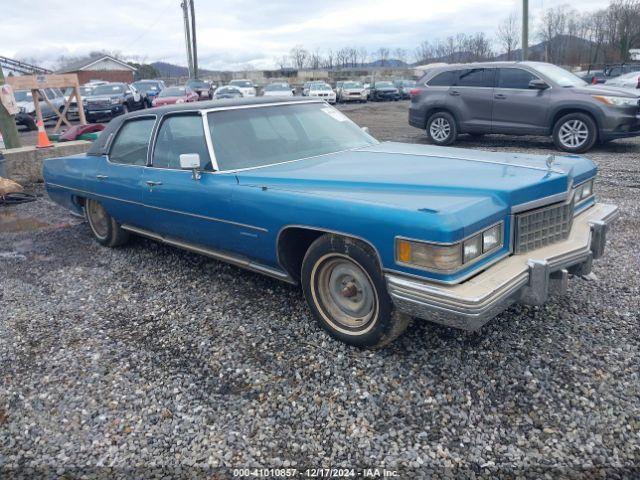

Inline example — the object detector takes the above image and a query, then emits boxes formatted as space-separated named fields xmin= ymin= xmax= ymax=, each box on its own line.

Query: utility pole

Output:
xmin=181 ymin=0 xmax=193 ymax=78
xmin=522 ymin=0 xmax=529 ymax=61
xmin=0 ymin=67 xmax=21 ymax=149
xmin=189 ymin=0 xmax=198 ymax=79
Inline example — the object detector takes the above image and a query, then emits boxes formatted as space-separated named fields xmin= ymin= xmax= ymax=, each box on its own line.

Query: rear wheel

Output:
xmin=552 ymin=113 xmax=597 ymax=153
xmin=85 ymin=199 xmax=129 ymax=247
xmin=301 ymin=234 xmax=410 ymax=348
xmin=426 ymin=111 xmax=457 ymax=146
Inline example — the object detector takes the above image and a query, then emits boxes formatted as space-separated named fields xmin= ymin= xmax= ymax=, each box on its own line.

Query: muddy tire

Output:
xmin=301 ymin=234 xmax=410 ymax=348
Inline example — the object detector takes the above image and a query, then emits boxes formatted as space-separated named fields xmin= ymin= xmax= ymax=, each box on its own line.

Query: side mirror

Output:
xmin=180 ymin=153 xmax=201 ymax=180
xmin=361 ymin=126 xmax=370 ymax=134
xmin=529 ymin=79 xmax=549 ymax=90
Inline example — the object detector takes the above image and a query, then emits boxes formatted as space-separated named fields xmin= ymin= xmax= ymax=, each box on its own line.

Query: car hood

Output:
xmin=235 ymin=142 xmax=595 ymax=233
xmin=575 ymin=84 xmax=640 ymax=98
xmin=154 ymin=96 xmax=182 ymax=102
xmin=374 ymin=87 xmax=398 ymax=92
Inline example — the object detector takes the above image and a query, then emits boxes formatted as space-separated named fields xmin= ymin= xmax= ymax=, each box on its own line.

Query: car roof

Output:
xmin=87 ymin=97 xmax=323 ymax=156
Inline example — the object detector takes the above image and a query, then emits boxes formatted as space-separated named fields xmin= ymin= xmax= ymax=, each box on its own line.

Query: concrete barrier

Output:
xmin=1 ymin=141 xmax=92 ymax=185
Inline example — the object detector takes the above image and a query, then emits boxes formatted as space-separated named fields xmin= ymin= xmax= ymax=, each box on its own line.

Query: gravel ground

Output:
xmin=1 ymin=101 xmax=639 ymax=478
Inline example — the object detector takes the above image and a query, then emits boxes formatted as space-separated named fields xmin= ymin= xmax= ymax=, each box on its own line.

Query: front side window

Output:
xmin=109 ymin=118 xmax=155 ymax=165
xmin=497 ymin=68 xmax=536 ymax=89
xmin=208 ymin=102 xmax=377 ymax=171
xmin=152 ymin=115 xmax=212 ymax=170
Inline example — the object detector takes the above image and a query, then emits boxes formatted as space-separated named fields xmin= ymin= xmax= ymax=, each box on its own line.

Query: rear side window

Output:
xmin=152 ymin=115 xmax=212 ymax=170
xmin=109 ymin=118 xmax=155 ymax=165
xmin=497 ymin=68 xmax=537 ymax=89
xmin=456 ymin=68 xmax=494 ymax=87
xmin=427 ymin=71 xmax=456 ymax=87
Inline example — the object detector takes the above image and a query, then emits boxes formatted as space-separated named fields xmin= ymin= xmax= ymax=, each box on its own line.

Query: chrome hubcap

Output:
xmin=86 ymin=200 xmax=109 ymax=239
xmin=559 ymin=120 xmax=589 ymax=148
xmin=315 ymin=256 xmax=376 ymax=330
xmin=430 ymin=117 xmax=451 ymax=142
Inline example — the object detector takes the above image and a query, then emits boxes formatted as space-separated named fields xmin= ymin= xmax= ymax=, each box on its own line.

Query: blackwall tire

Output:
xmin=426 ymin=111 xmax=457 ymax=146
xmin=552 ymin=113 xmax=597 ymax=153
xmin=301 ymin=234 xmax=410 ymax=348
xmin=85 ymin=199 xmax=130 ymax=247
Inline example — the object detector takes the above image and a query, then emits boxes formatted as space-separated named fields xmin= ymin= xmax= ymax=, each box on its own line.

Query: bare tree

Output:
xmin=497 ymin=14 xmax=520 ymax=60
xmin=394 ymin=48 xmax=407 ymax=65
xmin=358 ymin=47 xmax=368 ymax=66
xmin=376 ymin=47 xmax=390 ymax=66
xmin=289 ymin=45 xmax=309 ymax=69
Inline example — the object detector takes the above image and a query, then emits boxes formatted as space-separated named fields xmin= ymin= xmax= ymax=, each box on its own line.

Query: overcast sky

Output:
xmin=3 ymin=0 xmax=606 ymax=71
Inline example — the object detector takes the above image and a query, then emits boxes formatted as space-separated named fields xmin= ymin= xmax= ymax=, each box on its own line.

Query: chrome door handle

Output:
xmin=96 ymin=175 xmax=108 ymax=180
xmin=145 ymin=180 xmax=163 ymax=186
xmin=494 ymin=94 xmax=507 ymax=100
xmin=449 ymin=90 xmax=461 ymax=96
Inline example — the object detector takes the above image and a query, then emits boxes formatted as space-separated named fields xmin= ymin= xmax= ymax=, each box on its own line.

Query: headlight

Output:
xmin=176 ymin=99 xmax=185 ymax=103
xmin=396 ymin=222 xmax=504 ymax=272
xmin=110 ymin=98 xmax=121 ymax=105
xmin=574 ymin=179 xmax=595 ymax=202
xmin=592 ymin=95 xmax=638 ymax=107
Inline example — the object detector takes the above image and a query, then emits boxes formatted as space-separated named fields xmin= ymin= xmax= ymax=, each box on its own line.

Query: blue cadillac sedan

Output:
xmin=43 ymin=97 xmax=618 ymax=347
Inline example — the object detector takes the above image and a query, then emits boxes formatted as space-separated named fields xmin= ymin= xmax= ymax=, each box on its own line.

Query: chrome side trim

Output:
xmin=45 ymin=182 xmax=267 ymax=232
xmin=201 ymin=99 xmax=322 ymax=114
xmin=202 ymin=112 xmax=219 ymax=171
xmin=363 ymin=147 xmax=566 ymax=174
xmin=121 ymin=224 xmax=296 ymax=284
xmin=511 ymin=190 xmax=570 ymax=213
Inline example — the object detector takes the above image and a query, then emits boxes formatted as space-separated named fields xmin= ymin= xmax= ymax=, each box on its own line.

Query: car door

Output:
xmin=447 ymin=68 xmax=495 ymax=133
xmin=87 ymin=115 xmax=157 ymax=228
xmin=142 ymin=112 xmax=237 ymax=249
xmin=491 ymin=67 xmax=551 ymax=135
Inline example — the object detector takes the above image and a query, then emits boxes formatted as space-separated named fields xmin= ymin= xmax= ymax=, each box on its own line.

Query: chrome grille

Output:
xmin=514 ymin=201 xmax=574 ymax=253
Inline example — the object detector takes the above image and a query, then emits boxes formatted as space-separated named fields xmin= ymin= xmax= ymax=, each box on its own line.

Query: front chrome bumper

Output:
xmin=386 ymin=203 xmax=619 ymax=331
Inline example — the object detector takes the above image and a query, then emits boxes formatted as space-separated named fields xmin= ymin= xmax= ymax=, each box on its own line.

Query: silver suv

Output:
xmin=409 ymin=61 xmax=640 ymax=153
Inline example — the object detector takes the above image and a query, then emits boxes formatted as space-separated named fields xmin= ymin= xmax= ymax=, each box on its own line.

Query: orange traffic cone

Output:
xmin=36 ymin=120 xmax=53 ymax=149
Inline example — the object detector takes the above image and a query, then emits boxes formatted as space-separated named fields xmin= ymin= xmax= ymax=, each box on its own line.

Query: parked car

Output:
xmin=132 ymin=80 xmax=166 ymax=104
xmin=307 ymin=83 xmax=336 ymax=103
xmin=84 ymin=83 xmax=147 ymax=122
xmin=394 ymin=79 xmax=417 ymax=99
xmin=228 ymin=79 xmax=256 ymax=97
xmin=214 ymin=86 xmax=243 ymax=100
xmin=602 ymin=70 xmax=640 ymax=90
xmin=262 ymin=82 xmax=295 ymax=97
xmin=575 ymin=70 xmax=606 ymax=85
xmin=368 ymin=81 xmax=400 ymax=101
xmin=603 ymin=63 xmax=640 ymax=79
xmin=151 ymin=86 xmax=199 ymax=107
xmin=186 ymin=79 xmax=213 ymax=100
xmin=336 ymin=81 xmax=368 ymax=103
xmin=409 ymin=61 xmax=640 ymax=153
xmin=14 ymin=88 xmax=65 ymax=130
xmin=42 ymin=97 xmax=617 ymax=347
xmin=62 ymin=85 xmax=97 ymax=118
xmin=302 ymin=81 xmax=325 ymax=96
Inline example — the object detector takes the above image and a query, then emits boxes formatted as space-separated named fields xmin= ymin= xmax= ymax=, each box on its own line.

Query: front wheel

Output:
xmin=85 ymin=199 xmax=130 ymax=247
xmin=426 ymin=111 xmax=457 ymax=146
xmin=552 ymin=113 xmax=597 ymax=153
xmin=301 ymin=234 xmax=410 ymax=348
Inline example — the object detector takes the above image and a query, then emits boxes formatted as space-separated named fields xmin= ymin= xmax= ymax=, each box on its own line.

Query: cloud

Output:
xmin=1 ymin=0 xmax=607 ymax=71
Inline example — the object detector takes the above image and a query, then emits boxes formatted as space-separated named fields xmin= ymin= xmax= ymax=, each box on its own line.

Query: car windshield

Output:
xmin=93 ymin=84 xmax=125 ymax=95
xmin=134 ymin=82 xmax=160 ymax=92
xmin=208 ymin=102 xmax=377 ymax=170
xmin=312 ymin=84 xmax=331 ymax=91
xmin=533 ymin=64 xmax=586 ymax=87
xmin=217 ymin=87 xmax=239 ymax=94
xmin=230 ymin=80 xmax=252 ymax=88
xmin=160 ymin=87 xmax=186 ymax=97
xmin=375 ymin=82 xmax=394 ymax=88
xmin=14 ymin=90 xmax=33 ymax=102
xmin=187 ymin=80 xmax=207 ymax=88
xmin=400 ymin=80 xmax=416 ymax=87
xmin=343 ymin=82 xmax=363 ymax=88
xmin=264 ymin=84 xmax=290 ymax=91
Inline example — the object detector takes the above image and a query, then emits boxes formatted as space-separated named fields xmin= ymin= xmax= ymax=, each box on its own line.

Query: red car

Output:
xmin=151 ymin=86 xmax=199 ymax=107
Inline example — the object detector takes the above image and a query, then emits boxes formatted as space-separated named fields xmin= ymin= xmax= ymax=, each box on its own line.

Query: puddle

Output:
xmin=0 ymin=210 xmax=50 ymax=233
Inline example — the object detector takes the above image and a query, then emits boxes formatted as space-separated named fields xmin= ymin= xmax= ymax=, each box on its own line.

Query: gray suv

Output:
xmin=409 ymin=61 xmax=640 ymax=153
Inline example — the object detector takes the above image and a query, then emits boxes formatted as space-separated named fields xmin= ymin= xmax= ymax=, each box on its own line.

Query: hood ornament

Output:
xmin=546 ymin=155 xmax=555 ymax=170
